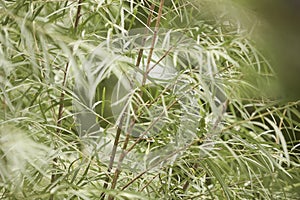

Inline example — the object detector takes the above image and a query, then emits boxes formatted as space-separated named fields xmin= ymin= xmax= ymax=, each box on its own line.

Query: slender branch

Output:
xmin=120 ymin=94 xmax=229 ymax=191
xmin=100 ymin=114 xmax=125 ymax=199
xmin=109 ymin=82 xmax=202 ymax=193
xmin=135 ymin=3 xmax=155 ymax=68
xmin=107 ymin=1 xmax=165 ymax=198
xmin=126 ymin=82 xmax=201 ymax=153
xmin=49 ymin=1 xmax=83 ymax=199
xmin=74 ymin=0 xmax=83 ymax=32
xmin=146 ymin=46 xmax=173 ymax=73
xmin=121 ymin=140 xmax=195 ymax=190
xmin=106 ymin=118 xmax=135 ymax=200
xmin=142 ymin=0 xmax=165 ymax=85
xmin=181 ymin=97 xmax=229 ymax=192
xmin=101 ymin=4 xmax=155 ymax=195
xmin=139 ymin=173 xmax=160 ymax=192
xmin=122 ymin=170 xmax=148 ymax=191
xmin=49 ymin=62 xmax=69 ymax=200
xmin=121 ymin=101 xmax=229 ymax=191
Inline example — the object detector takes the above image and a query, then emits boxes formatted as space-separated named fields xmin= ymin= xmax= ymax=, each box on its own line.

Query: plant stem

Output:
xmin=74 ymin=0 xmax=83 ymax=32
xmin=142 ymin=0 xmax=165 ymax=85
xmin=111 ymin=82 xmax=200 ymax=193
xmin=100 ymin=115 xmax=125 ymax=199
xmin=100 ymin=2 xmax=158 ymax=200
xmin=105 ymin=2 xmax=165 ymax=199
xmin=121 ymin=140 xmax=195 ymax=190
xmin=49 ymin=62 xmax=69 ymax=200
xmin=135 ymin=3 xmax=155 ymax=68
xmin=49 ymin=1 xmax=82 ymax=199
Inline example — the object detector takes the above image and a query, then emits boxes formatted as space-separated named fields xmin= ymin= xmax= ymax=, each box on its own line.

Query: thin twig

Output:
xmin=121 ymin=103 xmax=228 ymax=191
xmin=181 ymin=103 xmax=230 ymax=192
xmin=146 ymin=46 xmax=173 ymax=73
xmin=135 ymin=3 xmax=155 ymax=68
xmin=126 ymin=82 xmax=201 ymax=153
xmin=142 ymin=0 xmax=165 ymax=85
xmin=112 ymin=82 xmax=201 ymax=191
xmin=120 ymin=95 xmax=229 ymax=191
xmin=100 ymin=114 xmax=125 ymax=199
xmin=74 ymin=0 xmax=83 ymax=32
xmin=101 ymin=3 xmax=156 ymax=200
xmin=139 ymin=173 xmax=160 ymax=192
xmin=121 ymin=139 xmax=195 ymax=190
xmin=49 ymin=63 xmax=69 ymax=200
xmin=107 ymin=2 xmax=165 ymax=199
xmin=49 ymin=1 xmax=83 ymax=199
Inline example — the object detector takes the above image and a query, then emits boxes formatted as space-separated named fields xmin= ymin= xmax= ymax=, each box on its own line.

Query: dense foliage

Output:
xmin=0 ymin=0 xmax=299 ymax=199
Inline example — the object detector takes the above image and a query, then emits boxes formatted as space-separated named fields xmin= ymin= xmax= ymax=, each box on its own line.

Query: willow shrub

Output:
xmin=0 ymin=0 xmax=299 ymax=199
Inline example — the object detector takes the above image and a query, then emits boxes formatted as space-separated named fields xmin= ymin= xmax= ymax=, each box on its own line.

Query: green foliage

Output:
xmin=0 ymin=0 xmax=299 ymax=199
